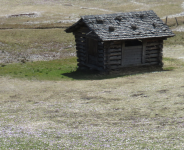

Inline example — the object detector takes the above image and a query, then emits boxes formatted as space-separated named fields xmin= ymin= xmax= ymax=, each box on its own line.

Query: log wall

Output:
xmin=75 ymin=34 xmax=87 ymax=69
xmin=144 ymin=39 xmax=163 ymax=66
xmin=104 ymin=42 xmax=122 ymax=70
xmin=74 ymin=27 xmax=105 ymax=71
xmin=104 ymin=39 xmax=164 ymax=70
xmin=74 ymin=27 xmax=164 ymax=71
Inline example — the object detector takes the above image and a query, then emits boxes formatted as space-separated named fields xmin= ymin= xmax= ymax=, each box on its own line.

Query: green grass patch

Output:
xmin=0 ymin=57 xmax=78 ymax=81
xmin=164 ymin=31 xmax=184 ymax=46
xmin=0 ymin=57 xmax=176 ymax=81
xmin=163 ymin=57 xmax=184 ymax=71
xmin=0 ymin=137 xmax=50 ymax=150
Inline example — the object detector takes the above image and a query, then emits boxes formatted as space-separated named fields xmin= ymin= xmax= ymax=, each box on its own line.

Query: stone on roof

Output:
xmin=65 ymin=10 xmax=175 ymax=41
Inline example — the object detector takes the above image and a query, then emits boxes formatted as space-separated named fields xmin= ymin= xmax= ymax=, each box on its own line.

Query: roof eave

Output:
xmin=65 ymin=18 xmax=84 ymax=33
xmin=101 ymin=34 xmax=175 ymax=42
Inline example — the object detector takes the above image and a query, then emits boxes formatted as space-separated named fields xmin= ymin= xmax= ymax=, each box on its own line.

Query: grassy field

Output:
xmin=0 ymin=0 xmax=184 ymax=29
xmin=1 ymin=0 xmax=184 ymax=149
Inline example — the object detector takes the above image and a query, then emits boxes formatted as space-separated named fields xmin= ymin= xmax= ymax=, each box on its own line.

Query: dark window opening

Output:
xmin=87 ymin=38 xmax=98 ymax=56
xmin=125 ymin=40 xmax=142 ymax=47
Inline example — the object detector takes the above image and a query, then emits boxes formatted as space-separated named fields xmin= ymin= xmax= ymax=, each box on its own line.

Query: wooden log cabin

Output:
xmin=65 ymin=10 xmax=175 ymax=71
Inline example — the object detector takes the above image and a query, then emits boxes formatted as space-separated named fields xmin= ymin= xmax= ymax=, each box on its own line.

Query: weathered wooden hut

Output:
xmin=65 ymin=10 xmax=175 ymax=71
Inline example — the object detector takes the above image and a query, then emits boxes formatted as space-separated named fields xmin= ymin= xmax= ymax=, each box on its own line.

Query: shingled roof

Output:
xmin=65 ymin=10 xmax=175 ymax=41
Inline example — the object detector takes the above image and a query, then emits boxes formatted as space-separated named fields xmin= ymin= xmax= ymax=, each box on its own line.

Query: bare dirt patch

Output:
xmin=0 ymin=49 xmax=75 ymax=64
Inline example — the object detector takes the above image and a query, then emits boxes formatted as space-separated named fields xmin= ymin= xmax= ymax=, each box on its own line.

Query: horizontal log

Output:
xmin=109 ymin=56 xmax=121 ymax=60
xmin=76 ymin=45 xmax=85 ymax=50
xmin=77 ymin=53 xmax=86 ymax=58
xmin=76 ymin=43 xmax=86 ymax=47
xmin=75 ymin=39 xmax=85 ymax=44
xmin=106 ymin=60 xmax=121 ymax=65
xmin=145 ymin=53 xmax=159 ymax=58
xmin=146 ymin=47 xmax=159 ymax=50
xmin=146 ymin=42 xmax=163 ymax=46
xmin=145 ymin=50 xmax=159 ymax=54
xmin=144 ymin=62 xmax=159 ymax=65
xmin=110 ymin=46 xmax=122 ymax=49
xmin=76 ymin=49 xmax=86 ymax=54
xmin=109 ymin=52 xmax=121 ymax=56
xmin=109 ymin=49 xmax=121 ymax=53
xmin=145 ymin=58 xmax=158 ymax=62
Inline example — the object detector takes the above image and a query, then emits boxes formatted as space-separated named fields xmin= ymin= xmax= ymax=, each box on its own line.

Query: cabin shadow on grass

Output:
xmin=62 ymin=65 xmax=163 ymax=80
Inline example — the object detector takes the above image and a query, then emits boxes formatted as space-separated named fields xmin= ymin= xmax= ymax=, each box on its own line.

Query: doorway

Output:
xmin=121 ymin=40 xmax=143 ymax=66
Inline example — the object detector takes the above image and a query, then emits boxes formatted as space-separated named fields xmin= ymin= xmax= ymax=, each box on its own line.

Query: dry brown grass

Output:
xmin=1 ymin=0 xmax=184 ymax=149
xmin=1 ymin=63 xmax=184 ymax=148
xmin=0 ymin=0 xmax=184 ymax=29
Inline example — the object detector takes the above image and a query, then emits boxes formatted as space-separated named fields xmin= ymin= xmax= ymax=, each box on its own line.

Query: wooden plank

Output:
xmin=124 ymin=45 xmax=142 ymax=49
xmin=142 ymin=40 xmax=146 ymax=64
xmin=104 ymin=42 xmax=111 ymax=70
xmin=122 ymin=49 xmax=142 ymax=54
xmin=121 ymin=41 xmax=125 ymax=66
